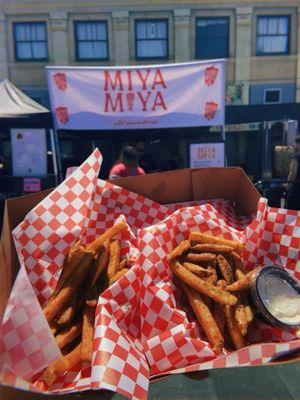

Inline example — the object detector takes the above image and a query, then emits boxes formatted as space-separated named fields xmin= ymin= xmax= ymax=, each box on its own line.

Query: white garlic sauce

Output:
xmin=259 ymin=274 xmax=300 ymax=325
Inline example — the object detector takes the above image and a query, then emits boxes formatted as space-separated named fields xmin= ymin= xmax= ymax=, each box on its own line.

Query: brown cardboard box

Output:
xmin=0 ymin=167 xmax=262 ymax=399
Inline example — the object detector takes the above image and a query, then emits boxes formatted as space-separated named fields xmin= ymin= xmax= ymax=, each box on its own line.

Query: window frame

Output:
xmin=74 ymin=20 xmax=109 ymax=61
xmin=135 ymin=18 xmax=169 ymax=60
xmin=195 ymin=16 xmax=230 ymax=60
xmin=263 ymin=88 xmax=282 ymax=104
xmin=13 ymin=21 xmax=48 ymax=62
xmin=256 ymin=15 xmax=290 ymax=56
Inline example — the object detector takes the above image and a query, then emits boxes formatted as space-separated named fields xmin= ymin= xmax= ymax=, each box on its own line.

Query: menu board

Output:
xmin=11 ymin=129 xmax=47 ymax=177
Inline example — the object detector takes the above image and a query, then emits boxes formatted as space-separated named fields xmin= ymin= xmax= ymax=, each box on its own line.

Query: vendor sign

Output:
xmin=47 ymin=60 xmax=225 ymax=130
xmin=190 ymin=142 xmax=225 ymax=168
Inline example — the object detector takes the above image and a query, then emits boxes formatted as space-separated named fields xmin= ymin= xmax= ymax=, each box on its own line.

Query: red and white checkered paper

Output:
xmin=1 ymin=146 xmax=300 ymax=398
xmin=138 ymin=200 xmax=300 ymax=378
xmin=1 ymin=149 xmax=162 ymax=399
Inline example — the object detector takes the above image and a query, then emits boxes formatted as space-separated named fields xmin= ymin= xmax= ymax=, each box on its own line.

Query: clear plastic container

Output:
xmin=250 ymin=265 xmax=300 ymax=329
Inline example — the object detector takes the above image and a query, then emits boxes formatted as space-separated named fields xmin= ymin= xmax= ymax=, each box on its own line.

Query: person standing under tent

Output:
xmin=109 ymin=146 xmax=145 ymax=179
xmin=286 ymin=135 xmax=300 ymax=210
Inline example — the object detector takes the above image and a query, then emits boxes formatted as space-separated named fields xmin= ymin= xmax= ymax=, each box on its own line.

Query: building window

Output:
xmin=135 ymin=19 xmax=168 ymax=60
xmin=256 ymin=16 xmax=290 ymax=55
xmin=263 ymin=88 xmax=281 ymax=104
xmin=74 ymin=21 xmax=109 ymax=61
xmin=195 ymin=17 xmax=229 ymax=59
xmin=13 ymin=22 xmax=48 ymax=61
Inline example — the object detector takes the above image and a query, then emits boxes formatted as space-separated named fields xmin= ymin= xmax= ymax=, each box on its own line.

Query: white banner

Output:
xmin=11 ymin=129 xmax=47 ymax=177
xmin=190 ymin=142 xmax=225 ymax=168
xmin=47 ymin=60 xmax=225 ymax=130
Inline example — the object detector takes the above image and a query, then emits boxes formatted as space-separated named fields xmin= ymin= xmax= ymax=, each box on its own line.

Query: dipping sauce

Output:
xmin=250 ymin=266 xmax=300 ymax=329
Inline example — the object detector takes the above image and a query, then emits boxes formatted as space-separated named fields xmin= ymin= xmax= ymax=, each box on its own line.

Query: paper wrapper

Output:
xmin=1 ymin=147 xmax=300 ymax=399
xmin=138 ymin=200 xmax=300 ymax=378
xmin=0 ymin=149 xmax=159 ymax=399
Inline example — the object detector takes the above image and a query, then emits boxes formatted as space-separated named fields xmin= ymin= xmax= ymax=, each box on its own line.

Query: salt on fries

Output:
xmin=167 ymin=232 xmax=255 ymax=355
xmin=40 ymin=221 xmax=133 ymax=387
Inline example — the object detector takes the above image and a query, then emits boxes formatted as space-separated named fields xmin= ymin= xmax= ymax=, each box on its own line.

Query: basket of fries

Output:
xmin=0 ymin=148 xmax=300 ymax=400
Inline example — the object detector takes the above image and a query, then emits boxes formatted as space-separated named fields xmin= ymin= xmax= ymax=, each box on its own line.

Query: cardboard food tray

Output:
xmin=1 ymin=166 xmax=300 ymax=400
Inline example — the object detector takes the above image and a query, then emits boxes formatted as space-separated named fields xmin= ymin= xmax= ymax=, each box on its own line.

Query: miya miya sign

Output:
xmin=47 ymin=61 xmax=225 ymax=130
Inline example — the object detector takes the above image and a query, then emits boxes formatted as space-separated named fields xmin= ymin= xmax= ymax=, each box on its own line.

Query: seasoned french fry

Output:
xmin=49 ymin=321 xmax=58 ymax=336
xmin=166 ymin=240 xmax=191 ymax=261
xmin=190 ymin=232 xmax=245 ymax=254
xmin=182 ymin=283 xmax=224 ymax=355
xmin=81 ymin=305 xmax=95 ymax=363
xmin=43 ymin=251 xmax=94 ymax=323
xmin=119 ymin=258 xmax=127 ymax=270
xmin=56 ymin=292 xmax=78 ymax=326
xmin=106 ymin=240 xmax=121 ymax=280
xmin=183 ymin=262 xmax=212 ymax=277
xmin=190 ymin=244 xmax=234 ymax=254
xmin=234 ymin=302 xmax=248 ymax=337
xmin=245 ymin=305 xmax=255 ymax=324
xmin=235 ymin=268 xmax=246 ymax=281
xmin=85 ymin=285 xmax=99 ymax=308
xmin=40 ymin=342 xmax=82 ymax=387
xmin=217 ymin=254 xmax=234 ymax=284
xmin=185 ymin=252 xmax=216 ymax=264
xmin=170 ymin=260 xmax=237 ymax=306
xmin=213 ymin=301 xmax=226 ymax=335
xmin=87 ymin=221 xmax=127 ymax=253
xmin=109 ymin=268 xmax=130 ymax=286
xmin=90 ymin=243 xmax=109 ymax=286
xmin=225 ymin=306 xmax=246 ymax=349
xmin=226 ymin=269 xmax=258 ymax=292
xmin=205 ymin=266 xmax=218 ymax=285
xmin=231 ymin=251 xmax=245 ymax=272
xmin=55 ymin=321 xmax=82 ymax=350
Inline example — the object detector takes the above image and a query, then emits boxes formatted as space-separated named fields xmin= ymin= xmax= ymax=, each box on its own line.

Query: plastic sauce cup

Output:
xmin=250 ymin=266 xmax=300 ymax=329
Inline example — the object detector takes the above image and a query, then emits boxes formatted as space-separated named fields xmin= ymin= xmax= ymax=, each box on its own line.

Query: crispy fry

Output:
xmin=106 ymin=240 xmax=121 ymax=280
xmin=167 ymin=240 xmax=191 ymax=261
xmin=213 ymin=301 xmax=226 ymax=336
xmin=183 ymin=262 xmax=212 ymax=277
xmin=234 ymin=302 xmax=248 ymax=337
xmin=190 ymin=232 xmax=245 ymax=254
xmin=231 ymin=251 xmax=245 ymax=272
xmin=55 ymin=321 xmax=82 ymax=350
xmin=205 ymin=266 xmax=218 ymax=285
xmin=217 ymin=279 xmax=227 ymax=289
xmin=49 ymin=321 xmax=57 ymax=336
xmin=119 ymin=258 xmax=127 ymax=270
xmin=109 ymin=268 xmax=130 ymax=286
xmin=235 ymin=268 xmax=246 ymax=281
xmin=90 ymin=243 xmax=109 ymax=286
xmin=245 ymin=305 xmax=255 ymax=324
xmin=85 ymin=285 xmax=99 ymax=308
xmin=40 ymin=342 xmax=82 ymax=387
xmin=182 ymin=283 xmax=224 ymax=354
xmin=190 ymin=244 xmax=234 ymax=254
xmin=43 ymin=251 xmax=94 ymax=323
xmin=185 ymin=252 xmax=216 ymax=264
xmin=217 ymin=254 xmax=234 ymax=284
xmin=226 ymin=269 xmax=258 ymax=292
xmin=56 ymin=292 xmax=78 ymax=326
xmin=81 ymin=305 xmax=95 ymax=363
xmin=87 ymin=221 xmax=127 ymax=253
xmin=170 ymin=260 xmax=237 ymax=306
xmin=225 ymin=306 xmax=246 ymax=349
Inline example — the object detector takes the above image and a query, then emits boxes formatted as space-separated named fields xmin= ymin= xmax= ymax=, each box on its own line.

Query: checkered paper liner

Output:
xmin=0 ymin=149 xmax=152 ymax=399
xmin=138 ymin=200 xmax=300 ymax=378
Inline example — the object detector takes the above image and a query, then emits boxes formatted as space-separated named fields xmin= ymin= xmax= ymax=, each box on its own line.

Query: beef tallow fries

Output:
xmin=40 ymin=221 xmax=133 ymax=388
xmin=167 ymin=232 xmax=255 ymax=355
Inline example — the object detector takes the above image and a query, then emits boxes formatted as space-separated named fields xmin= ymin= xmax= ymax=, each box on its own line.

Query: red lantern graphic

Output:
xmin=53 ymin=73 xmax=67 ymax=91
xmin=56 ymin=106 xmax=69 ymax=124
xmin=126 ymin=92 xmax=135 ymax=111
xmin=205 ymin=66 xmax=219 ymax=86
xmin=205 ymin=101 xmax=218 ymax=120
